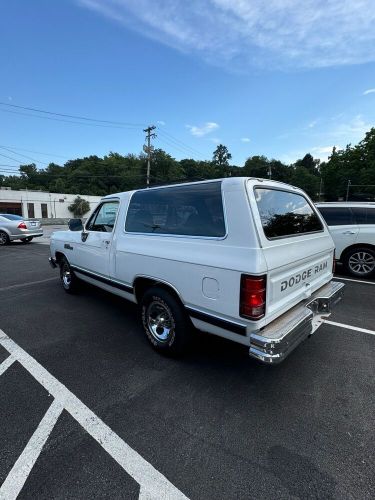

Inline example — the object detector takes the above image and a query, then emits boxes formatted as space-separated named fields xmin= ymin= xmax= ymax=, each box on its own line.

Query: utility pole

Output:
xmin=346 ymin=179 xmax=351 ymax=201
xmin=143 ymin=125 xmax=156 ymax=187
xmin=268 ymin=163 xmax=272 ymax=179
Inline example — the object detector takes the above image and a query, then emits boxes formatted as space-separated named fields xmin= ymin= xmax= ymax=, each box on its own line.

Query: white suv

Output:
xmin=49 ymin=178 xmax=344 ymax=364
xmin=316 ymin=202 xmax=375 ymax=278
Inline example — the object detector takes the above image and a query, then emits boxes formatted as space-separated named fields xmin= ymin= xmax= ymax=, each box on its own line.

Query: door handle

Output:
xmin=342 ymin=231 xmax=356 ymax=235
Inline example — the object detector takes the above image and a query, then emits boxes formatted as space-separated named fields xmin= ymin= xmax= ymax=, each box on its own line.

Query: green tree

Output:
xmin=68 ymin=196 xmax=91 ymax=217
xmin=294 ymin=153 xmax=320 ymax=174
xmin=212 ymin=144 xmax=232 ymax=176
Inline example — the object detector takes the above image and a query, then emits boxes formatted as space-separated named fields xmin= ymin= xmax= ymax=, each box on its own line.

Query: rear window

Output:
xmin=255 ymin=188 xmax=323 ymax=239
xmin=0 ymin=214 xmax=23 ymax=221
xmin=125 ymin=182 xmax=226 ymax=237
xmin=317 ymin=207 xmax=354 ymax=225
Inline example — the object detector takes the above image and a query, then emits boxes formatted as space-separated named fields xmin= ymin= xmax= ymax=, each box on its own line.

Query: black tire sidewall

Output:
xmin=141 ymin=287 xmax=191 ymax=355
xmin=344 ymin=247 xmax=375 ymax=278
xmin=0 ymin=231 xmax=9 ymax=246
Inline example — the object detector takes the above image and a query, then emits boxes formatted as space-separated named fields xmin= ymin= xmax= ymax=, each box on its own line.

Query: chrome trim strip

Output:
xmin=70 ymin=265 xmax=134 ymax=294
xmin=186 ymin=306 xmax=247 ymax=336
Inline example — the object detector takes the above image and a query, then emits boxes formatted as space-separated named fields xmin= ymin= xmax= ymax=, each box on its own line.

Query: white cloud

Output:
xmin=157 ymin=120 xmax=166 ymax=126
xmin=77 ymin=0 xmax=375 ymax=69
xmin=329 ymin=115 xmax=372 ymax=141
xmin=186 ymin=122 xmax=219 ymax=137
xmin=210 ymin=137 xmax=221 ymax=144
xmin=363 ymin=88 xmax=375 ymax=95
xmin=241 ymin=137 xmax=251 ymax=143
xmin=308 ymin=120 xmax=318 ymax=128
xmin=311 ymin=146 xmax=340 ymax=155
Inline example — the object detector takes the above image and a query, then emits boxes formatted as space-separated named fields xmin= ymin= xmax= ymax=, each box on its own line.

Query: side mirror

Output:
xmin=68 ymin=218 xmax=83 ymax=231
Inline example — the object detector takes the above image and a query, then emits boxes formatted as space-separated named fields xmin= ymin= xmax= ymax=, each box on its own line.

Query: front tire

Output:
xmin=0 ymin=231 xmax=10 ymax=246
xmin=59 ymin=257 xmax=80 ymax=293
xmin=21 ymin=237 xmax=33 ymax=244
xmin=140 ymin=287 xmax=192 ymax=356
xmin=343 ymin=247 xmax=375 ymax=278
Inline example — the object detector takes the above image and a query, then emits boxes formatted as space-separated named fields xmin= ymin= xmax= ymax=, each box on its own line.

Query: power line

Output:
xmin=0 ymin=168 xmax=150 ymax=179
xmin=0 ymin=146 xmax=48 ymax=165
xmin=0 ymin=108 xmax=142 ymax=130
xmin=0 ymin=152 xmax=27 ymax=163
xmin=157 ymin=136 xmax=205 ymax=159
xmin=0 ymin=101 xmax=145 ymax=127
xmin=0 ymin=144 xmax=68 ymax=160
xmin=157 ymin=129 xmax=206 ymax=158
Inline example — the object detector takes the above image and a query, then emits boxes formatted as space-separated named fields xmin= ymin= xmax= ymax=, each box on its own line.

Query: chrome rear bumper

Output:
xmin=249 ymin=281 xmax=344 ymax=364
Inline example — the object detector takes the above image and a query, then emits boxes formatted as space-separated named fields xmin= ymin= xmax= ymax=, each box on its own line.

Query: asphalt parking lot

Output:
xmin=1 ymin=241 xmax=374 ymax=499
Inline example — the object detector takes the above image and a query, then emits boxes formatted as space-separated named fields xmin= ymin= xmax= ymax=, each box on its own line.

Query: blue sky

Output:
xmin=0 ymin=0 xmax=374 ymax=172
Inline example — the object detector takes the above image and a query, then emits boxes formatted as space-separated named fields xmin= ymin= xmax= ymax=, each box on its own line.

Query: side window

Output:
xmin=318 ymin=207 xmax=354 ymax=226
xmin=86 ymin=201 xmax=119 ymax=233
xmin=125 ymin=182 xmax=226 ymax=237
xmin=366 ymin=208 xmax=375 ymax=224
xmin=351 ymin=207 xmax=367 ymax=224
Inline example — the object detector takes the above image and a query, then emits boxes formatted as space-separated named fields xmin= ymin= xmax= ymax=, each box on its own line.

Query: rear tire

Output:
xmin=140 ymin=287 xmax=192 ymax=356
xmin=0 ymin=231 xmax=10 ymax=246
xmin=59 ymin=257 xmax=80 ymax=293
xmin=343 ymin=246 xmax=375 ymax=278
xmin=21 ymin=237 xmax=33 ymax=244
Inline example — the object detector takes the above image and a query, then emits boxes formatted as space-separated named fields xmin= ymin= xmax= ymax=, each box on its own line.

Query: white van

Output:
xmin=49 ymin=178 xmax=344 ymax=364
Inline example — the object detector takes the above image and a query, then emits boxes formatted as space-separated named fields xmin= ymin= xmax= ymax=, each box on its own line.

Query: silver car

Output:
xmin=0 ymin=214 xmax=43 ymax=245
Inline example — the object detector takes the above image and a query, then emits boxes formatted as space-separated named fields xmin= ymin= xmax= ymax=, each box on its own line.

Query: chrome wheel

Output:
xmin=146 ymin=301 xmax=174 ymax=343
xmin=62 ymin=264 xmax=72 ymax=289
xmin=0 ymin=232 xmax=9 ymax=245
xmin=348 ymin=251 xmax=375 ymax=276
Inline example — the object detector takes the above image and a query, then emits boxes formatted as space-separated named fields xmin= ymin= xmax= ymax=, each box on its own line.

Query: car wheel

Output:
xmin=344 ymin=247 xmax=375 ymax=278
xmin=59 ymin=257 xmax=80 ymax=293
xmin=21 ymin=237 xmax=33 ymax=244
xmin=0 ymin=231 xmax=10 ymax=246
xmin=141 ymin=287 xmax=192 ymax=355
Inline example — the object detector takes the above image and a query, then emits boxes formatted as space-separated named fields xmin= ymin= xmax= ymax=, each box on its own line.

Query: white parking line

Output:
xmin=0 ymin=277 xmax=57 ymax=292
xmin=0 ymin=329 xmax=188 ymax=500
xmin=324 ymin=320 xmax=375 ymax=336
xmin=0 ymin=354 xmax=15 ymax=376
xmin=0 ymin=400 xmax=64 ymax=500
xmin=335 ymin=276 xmax=375 ymax=285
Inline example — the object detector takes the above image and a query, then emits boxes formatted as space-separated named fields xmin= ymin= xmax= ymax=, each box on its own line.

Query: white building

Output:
xmin=0 ymin=188 xmax=102 ymax=219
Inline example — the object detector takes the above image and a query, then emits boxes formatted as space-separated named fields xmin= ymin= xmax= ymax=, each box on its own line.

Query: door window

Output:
xmin=86 ymin=201 xmax=119 ymax=232
xmin=317 ymin=207 xmax=354 ymax=226
xmin=352 ymin=207 xmax=375 ymax=224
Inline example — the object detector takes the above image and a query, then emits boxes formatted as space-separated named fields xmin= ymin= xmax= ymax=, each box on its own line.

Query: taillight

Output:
xmin=240 ymin=274 xmax=266 ymax=320
xmin=18 ymin=222 xmax=27 ymax=229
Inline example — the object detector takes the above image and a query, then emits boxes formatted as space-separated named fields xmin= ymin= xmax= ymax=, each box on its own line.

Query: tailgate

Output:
xmin=246 ymin=179 xmax=335 ymax=323
xmin=266 ymin=248 xmax=333 ymax=318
